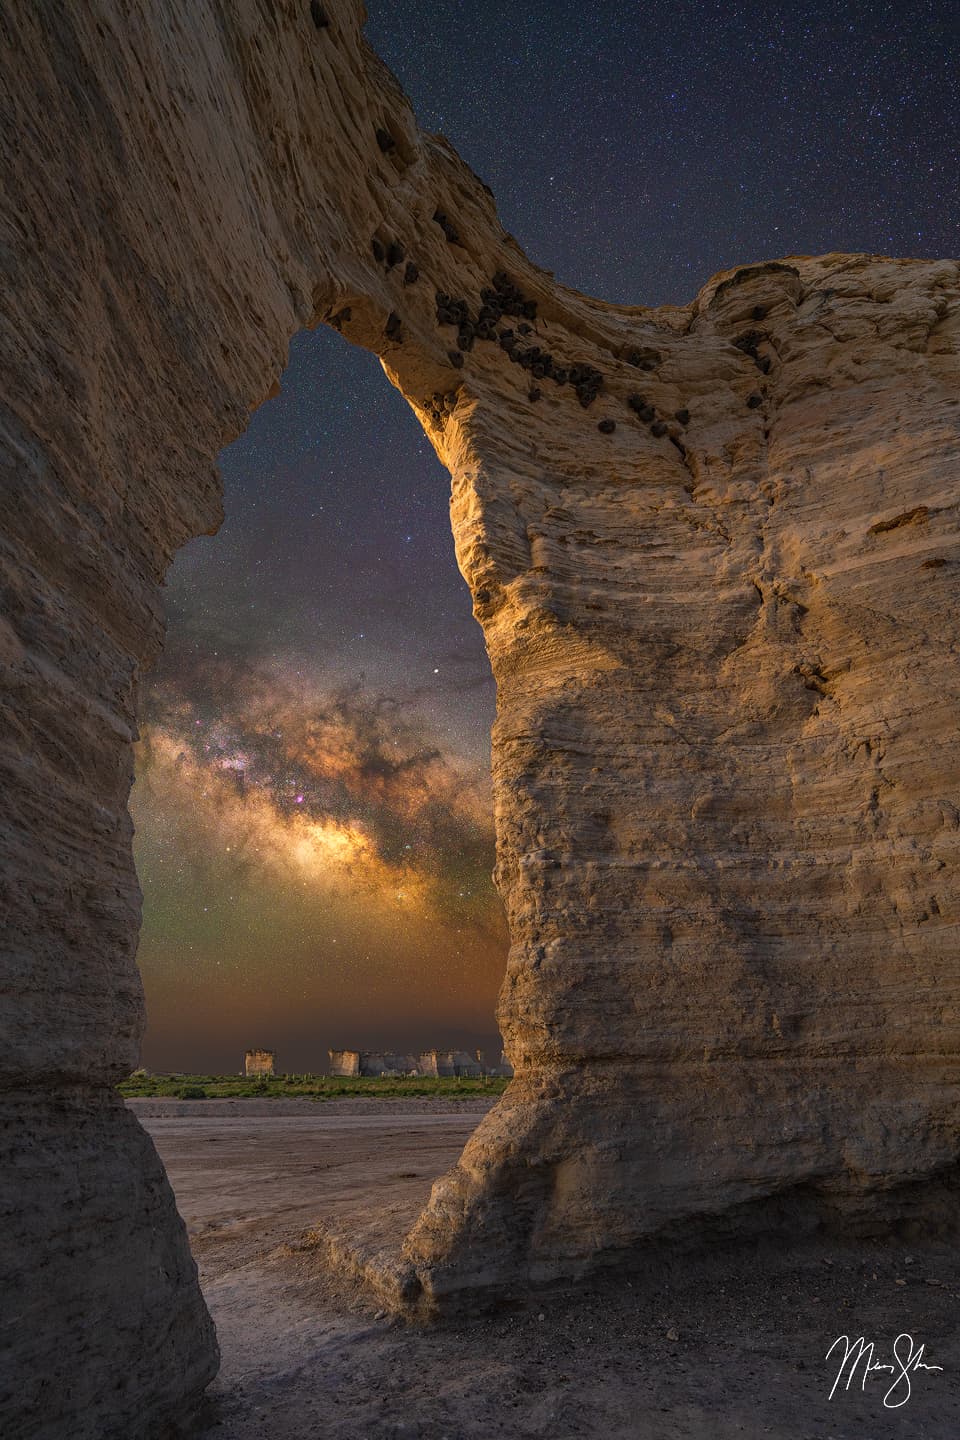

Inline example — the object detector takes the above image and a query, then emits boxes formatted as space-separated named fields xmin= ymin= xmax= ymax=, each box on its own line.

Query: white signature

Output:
xmin=826 ymin=1333 xmax=943 ymax=1408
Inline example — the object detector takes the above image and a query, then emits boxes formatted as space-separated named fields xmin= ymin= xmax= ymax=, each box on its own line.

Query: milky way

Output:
xmin=132 ymin=657 xmax=506 ymax=1072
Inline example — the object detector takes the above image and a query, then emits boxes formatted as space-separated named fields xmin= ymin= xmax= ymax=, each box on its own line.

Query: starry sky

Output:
xmin=130 ymin=0 xmax=959 ymax=1074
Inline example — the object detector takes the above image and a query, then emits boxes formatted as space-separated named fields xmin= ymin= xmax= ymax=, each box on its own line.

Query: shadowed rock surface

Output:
xmin=0 ymin=0 xmax=958 ymax=1435
xmin=134 ymin=1101 xmax=960 ymax=1440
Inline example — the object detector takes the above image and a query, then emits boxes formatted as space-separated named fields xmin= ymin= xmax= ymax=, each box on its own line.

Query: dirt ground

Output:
xmin=132 ymin=1099 xmax=960 ymax=1439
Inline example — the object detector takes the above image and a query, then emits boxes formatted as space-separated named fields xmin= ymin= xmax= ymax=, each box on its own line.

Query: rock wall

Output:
xmin=404 ymin=251 xmax=960 ymax=1305
xmin=1 ymin=0 xmax=957 ymax=1433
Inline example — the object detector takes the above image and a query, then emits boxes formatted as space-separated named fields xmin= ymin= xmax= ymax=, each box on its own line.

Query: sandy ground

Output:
xmin=133 ymin=1099 xmax=960 ymax=1439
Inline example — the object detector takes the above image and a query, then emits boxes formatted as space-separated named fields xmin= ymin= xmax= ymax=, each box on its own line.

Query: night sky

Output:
xmin=130 ymin=0 xmax=959 ymax=1073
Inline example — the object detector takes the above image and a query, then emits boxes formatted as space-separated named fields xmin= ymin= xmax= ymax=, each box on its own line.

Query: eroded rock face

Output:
xmin=1 ymin=0 xmax=957 ymax=1432
xmin=400 ymin=253 xmax=960 ymax=1306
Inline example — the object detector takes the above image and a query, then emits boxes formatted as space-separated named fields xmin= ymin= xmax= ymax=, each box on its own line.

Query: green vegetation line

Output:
xmin=119 ymin=1073 xmax=510 ymax=1100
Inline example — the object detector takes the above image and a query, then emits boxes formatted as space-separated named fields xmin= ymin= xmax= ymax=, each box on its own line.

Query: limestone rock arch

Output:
xmin=1 ymin=1 xmax=958 ymax=1435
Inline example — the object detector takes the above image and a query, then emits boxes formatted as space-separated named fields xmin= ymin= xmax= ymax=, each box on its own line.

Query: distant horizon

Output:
xmin=138 ymin=1026 xmax=507 ymax=1077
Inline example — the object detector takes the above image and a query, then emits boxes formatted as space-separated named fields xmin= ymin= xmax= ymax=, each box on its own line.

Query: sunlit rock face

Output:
xmin=407 ymin=253 xmax=960 ymax=1303
xmin=1 ymin=0 xmax=958 ymax=1432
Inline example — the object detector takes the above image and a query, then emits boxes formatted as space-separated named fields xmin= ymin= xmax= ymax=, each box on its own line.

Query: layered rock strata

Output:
xmin=1 ymin=0 xmax=957 ymax=1433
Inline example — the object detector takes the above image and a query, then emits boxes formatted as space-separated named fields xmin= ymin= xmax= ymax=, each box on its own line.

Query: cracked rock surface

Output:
xmin=1 ymin=0 xmax=958 ymax=1434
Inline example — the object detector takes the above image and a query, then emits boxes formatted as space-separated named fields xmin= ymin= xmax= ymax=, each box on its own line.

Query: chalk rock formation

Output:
xmin=404 ymin=250 xmax=960 ymax=1306
xmin=1 ymin=0 xmax=958 ymax=1433
xmin=244 ymin=1048 xmax=276 ymax=1077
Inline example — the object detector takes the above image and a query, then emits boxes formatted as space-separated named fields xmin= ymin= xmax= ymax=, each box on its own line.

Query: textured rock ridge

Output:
xmin=1 ymin=0 xmax=958 ymax=1433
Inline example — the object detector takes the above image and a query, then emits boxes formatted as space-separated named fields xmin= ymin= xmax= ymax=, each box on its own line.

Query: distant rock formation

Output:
xmin=328 ymin=1048 xmax=362 ymax=1078
xmin=328 ymin=1048 xmax=509 ymax=1078
xmin=244 ymin=1049 xmax=276 ymax=1078
xmin=1 ymin=0 xmax=957 ymax=1435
